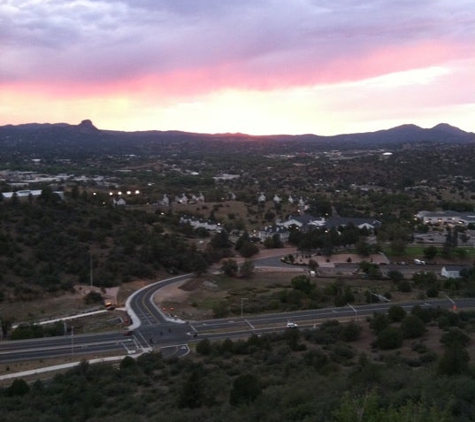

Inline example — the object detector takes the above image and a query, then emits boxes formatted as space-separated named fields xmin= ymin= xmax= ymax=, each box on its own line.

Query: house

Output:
xmin=441 ymin=265 xmax=466 ymax=279
xmin=276 ymin=214 xmax=381 ymax=233
xmin=257 ymin=225 xmax=290 ymax=243
xmin=175 ymin=193 xmax=189 ymax=205
xmin=160 ymin=194 xmax=170 ymax=207
xmin=277 ymin=214 xmax=326 ymax=230
xmin=324 ymin=216 xmax=382 ymax=232
xmin=113 ymin=197 xmax=126 ymax=207
xmin=179 ymin=215 xmax=220 ymax=231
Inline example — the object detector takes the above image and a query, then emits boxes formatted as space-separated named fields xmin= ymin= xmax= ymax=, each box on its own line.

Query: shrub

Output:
xmin=401 ymin=315 xmax=426 ymax=339
xmin=376 ymin=326 xmax=403 ymax=350
xmin=388 ymin=305 xmax=406 ymax=322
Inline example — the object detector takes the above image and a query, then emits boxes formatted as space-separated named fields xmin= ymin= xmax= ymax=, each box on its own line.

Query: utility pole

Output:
xmin=90 ymin=253 xmax=93 ymax=287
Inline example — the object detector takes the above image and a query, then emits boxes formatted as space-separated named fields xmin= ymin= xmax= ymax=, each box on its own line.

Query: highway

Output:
xmin=1 ymin=269 xmax=474 ymax=365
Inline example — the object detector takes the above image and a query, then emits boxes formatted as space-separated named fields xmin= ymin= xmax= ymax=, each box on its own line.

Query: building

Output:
xmin=441 ymin=265 xmax=467 ymax=279
xmin=257 ymin=225 xmax=290 ymax=243
xmin=416 ymin=210 xmax=475 ymax=226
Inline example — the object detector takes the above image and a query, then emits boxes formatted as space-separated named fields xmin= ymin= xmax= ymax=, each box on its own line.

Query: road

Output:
xmin=0 ymin=267 xmax=473 ymax=365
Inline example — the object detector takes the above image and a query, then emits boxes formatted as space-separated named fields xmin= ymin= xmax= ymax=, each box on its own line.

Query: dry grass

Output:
xmin=1 ymin=291 xmax=93 ymax=324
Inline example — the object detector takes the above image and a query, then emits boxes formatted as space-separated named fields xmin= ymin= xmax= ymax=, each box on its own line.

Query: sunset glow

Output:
xmin=1 ymin=0 xmax=474 ymax=135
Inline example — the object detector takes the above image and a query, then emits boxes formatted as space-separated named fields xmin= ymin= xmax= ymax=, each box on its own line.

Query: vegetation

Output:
xmin=3 ymin=309 xmax=475 ymax=421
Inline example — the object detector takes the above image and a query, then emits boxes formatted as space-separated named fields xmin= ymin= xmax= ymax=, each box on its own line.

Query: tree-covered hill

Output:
xmin=0 ymin=189 xmax=208 ymax=302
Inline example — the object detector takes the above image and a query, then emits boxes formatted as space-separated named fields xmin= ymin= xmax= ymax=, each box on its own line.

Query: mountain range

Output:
xmin=0 ymin=120 xmax=473 ymax=158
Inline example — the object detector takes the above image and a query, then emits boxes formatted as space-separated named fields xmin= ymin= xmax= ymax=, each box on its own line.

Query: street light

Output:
xmin=347 ymin=303 xmax=358 ymax=320
xmin=443 ymin=294 xmax=457 ymax=311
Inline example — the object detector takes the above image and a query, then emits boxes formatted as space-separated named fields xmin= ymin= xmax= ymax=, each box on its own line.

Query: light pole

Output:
xmin=347 ymin=303 xmax=358 ymax=320
xmin=241 ymin=298 xmax=248 ymax=318
xmin=443 ymin=293 xmax=457 ymax=311
xmin=71 ymin=326 xmax=74 ymax=357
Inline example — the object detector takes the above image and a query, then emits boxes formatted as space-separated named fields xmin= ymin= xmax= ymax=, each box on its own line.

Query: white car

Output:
xmin=286 ymin=322 xmax=298 ymax=328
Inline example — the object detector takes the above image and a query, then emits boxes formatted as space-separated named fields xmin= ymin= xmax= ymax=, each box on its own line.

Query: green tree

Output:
xmin=412 ymin=271 xmax=438 ymax=288
xmin=235 ymin=231 xmax=250 ymax=251
xmin=387 ymin=270 xmax=404 ymax=283
xmin=119 ymin=356 xmax=136 ymax=370
xmin=188 ymin=253 xmax=208 ymax=275
xmin=370 ymin=313 xmax=390 ymax=334
xmin=401 ymin=314 xmax=426 ymax=339
xmin=178 ymin=367 xmax=205 ymax=408
xmin=196 ymin=338 xmax=212 ymax=355
xmin=376 ymin=326 xmax=403 ymax=350
xmin=438 ymin=328 xmax=470 ymax=376
xmin=390 ymin=239 xmax=406 ymax=256
xmin=6 ymin=379 xmax=30 ymax=397
xmin=355 ymin=239 xmax=371 ymax=257
xmin=423 ymin=245 xmax=438 ymax=261
xmin=239 ymin=260 xmax=255 ymax=279
xmin=291 ymin=275 xmax=315 ymax=295
xmin=340 ymin=321 xmax=362 ymax=342
xmin=83 ymin=291 xmax=104 ymax=305
xmin=210 ymin=230 xmax=232 ymax=249
xmin=229 ymin=373 xmax=261 ymax=406
xmin=221 ymin=258 xmax=238 ymax=277
xmin=387 ymin=305 xmax=406 ymax=322
xmin=238 ymin=242 xmax=259 ymax=258
xmin=332 ymin=391 xmax=452 ymax=422
xmin=308 ymin=258 xmax=319 ymax=271
xmin=0 ymin=316 xmax=13 ymax=339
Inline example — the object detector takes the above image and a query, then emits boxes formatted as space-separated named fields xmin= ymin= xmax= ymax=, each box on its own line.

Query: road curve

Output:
xmin=126 ymin=273 xmax=193 ymax=329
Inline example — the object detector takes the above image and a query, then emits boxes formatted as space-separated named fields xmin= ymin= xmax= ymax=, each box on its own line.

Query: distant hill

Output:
xmin=0 ymin=120 xmax=473 ymax=158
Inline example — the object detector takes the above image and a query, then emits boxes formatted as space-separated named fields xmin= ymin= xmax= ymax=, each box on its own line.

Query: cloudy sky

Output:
xmin=1 ymin=0 xmax=474 ymax=135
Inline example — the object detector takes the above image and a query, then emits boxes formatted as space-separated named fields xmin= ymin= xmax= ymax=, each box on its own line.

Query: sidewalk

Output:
xmin=0 ymin=353 xmax=142 ymax=382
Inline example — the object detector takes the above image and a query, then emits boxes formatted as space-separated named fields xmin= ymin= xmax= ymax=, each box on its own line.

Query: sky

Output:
xmin=1 ymin=0 xmax=474 ymax=136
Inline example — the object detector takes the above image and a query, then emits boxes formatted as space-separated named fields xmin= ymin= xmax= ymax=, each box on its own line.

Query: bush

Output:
xmin=83 ymin=291 xmax=104 ymax=305
xmin=340 ymin=321 xmax=362 ymax=342
xmin=388 ymin=305 xmax=406 ymax=322
xmin=401 ymin=315 xmax=426 ymax=339
xmin=398 ymin=280 xmax=412 ymax=292
xmin=196 ymin=338 xmax=212 ymax=355
xmin=376 ymin=326 xmax=403 ymax=350
xmin=229 ymin=374 xmax=261 ymax=406
xmin=370 ymin=313 xmax=390 ymax=334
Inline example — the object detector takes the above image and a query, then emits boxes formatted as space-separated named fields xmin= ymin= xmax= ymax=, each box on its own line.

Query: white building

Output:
xmin=441 ymin=265 xmax=466 ymax=279
xmin=416 ymin=210 xmax=475 ymax=226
